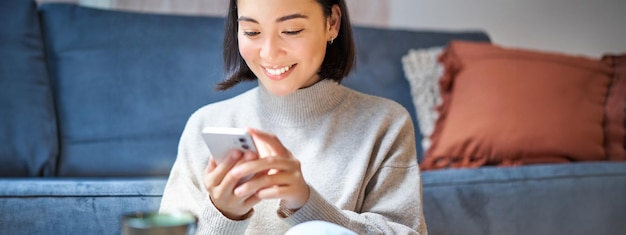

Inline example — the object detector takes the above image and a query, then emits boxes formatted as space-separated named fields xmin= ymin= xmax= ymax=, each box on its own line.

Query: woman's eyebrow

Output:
xmin=276 ymin=13 xmax=308 ymax=22
xmin=237 ymin=13 xmax=308 ymax=24
xmin=237 ymin=16 xmax=258 ymax=23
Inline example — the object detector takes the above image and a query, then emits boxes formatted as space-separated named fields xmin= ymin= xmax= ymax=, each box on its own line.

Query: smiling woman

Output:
xmin=159 ymin=0 xmax=427 ymax=234
xmin=218 ymin=0 xmax=355 ymax=96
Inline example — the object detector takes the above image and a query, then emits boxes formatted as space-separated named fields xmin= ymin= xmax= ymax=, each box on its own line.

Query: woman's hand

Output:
xmin=232 ymin=128 xmax=310 ymax=210
xmin=204 ymin=150 xmax=261 ymax=220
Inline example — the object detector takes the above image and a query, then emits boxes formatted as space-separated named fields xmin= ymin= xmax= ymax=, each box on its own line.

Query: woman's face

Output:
xmin=237 ymin=0 xmax=339 ymax=96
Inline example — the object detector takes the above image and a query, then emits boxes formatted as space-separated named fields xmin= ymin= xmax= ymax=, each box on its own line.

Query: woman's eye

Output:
xmin=243 ymin=31 xmax=260 ymax=37
xmin=283 ymin=29 xmax=304 ymax=35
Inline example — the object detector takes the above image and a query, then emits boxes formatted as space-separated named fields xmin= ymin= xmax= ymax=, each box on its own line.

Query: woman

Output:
xmin=160 ymin=0 xmax=427 ymax=234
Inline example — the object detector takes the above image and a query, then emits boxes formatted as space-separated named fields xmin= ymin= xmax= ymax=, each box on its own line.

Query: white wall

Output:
xmin=387 ymin=0 xmax=626 ymax=58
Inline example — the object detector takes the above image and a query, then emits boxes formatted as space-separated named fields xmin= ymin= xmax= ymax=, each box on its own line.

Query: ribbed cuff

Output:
xmin=197 ymin=197 xmax=252 ymax=234
xmin=280 ymin=187 xmax=349 ymax=227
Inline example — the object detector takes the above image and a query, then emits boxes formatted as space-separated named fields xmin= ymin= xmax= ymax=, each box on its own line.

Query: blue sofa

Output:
xmin=1 ymin=1 xmax=625 ymax=234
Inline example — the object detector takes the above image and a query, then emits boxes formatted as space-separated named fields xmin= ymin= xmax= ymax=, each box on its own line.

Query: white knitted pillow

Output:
xmin=401 ymin=47 xmax=445 ymax=152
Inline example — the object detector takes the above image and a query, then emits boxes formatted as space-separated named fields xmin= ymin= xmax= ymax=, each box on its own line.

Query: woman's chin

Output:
xmin=263 ymin=83 xmax=297 ymax=96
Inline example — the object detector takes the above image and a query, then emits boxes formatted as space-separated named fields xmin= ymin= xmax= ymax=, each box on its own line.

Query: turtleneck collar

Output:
xmin=257 ymin=79 xmax=347 ymax=127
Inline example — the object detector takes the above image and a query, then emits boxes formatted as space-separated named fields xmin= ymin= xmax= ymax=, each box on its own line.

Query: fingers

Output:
xmin=231 ymin=156 xmax=304 ymax=194
xmin=231 ymin=156 xmax=299 ymax=180
xmin=204 ymin=158 xmax=217 ymax=175
xmin=204 ymin=150 xmax=243 ymax=188
xmin=204 ymin=150 xmax=263 ymax=219
xmin=248 ymin=128 xmax=289 ymax=157
xmin=242 ymin=150 xmax=258 ymax=161
xmin=233 ymin=171 xmax=293 ymax=197
xmin=232 ymin=129 xmax=309 ymax=209
xmin=255 ymin=185 xmax=290 ymax=200
xmin=234 ymin=170 xmax=310 ymax=209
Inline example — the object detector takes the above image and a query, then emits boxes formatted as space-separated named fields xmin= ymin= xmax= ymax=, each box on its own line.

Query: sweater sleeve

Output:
xmin=280 ymin=115 xmax=428 ymax=235
xmin=159 ymin=111 xmax=251 ymax=235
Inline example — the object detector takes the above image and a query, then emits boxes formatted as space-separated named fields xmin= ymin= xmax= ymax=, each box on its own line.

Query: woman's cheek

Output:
xmin=238 ymin=40 xmax=255 ymax=62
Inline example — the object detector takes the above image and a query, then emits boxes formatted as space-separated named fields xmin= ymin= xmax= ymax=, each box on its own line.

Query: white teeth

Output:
xmin=265 ymin=65 xmax=292 ymax=76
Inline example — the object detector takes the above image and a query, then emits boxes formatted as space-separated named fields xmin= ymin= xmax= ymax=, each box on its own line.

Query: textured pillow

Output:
xmin=401 ymin=47 xmax=444 ymax=152
xmin=601 ymin=54 xmax=626 ymax=161
xmin=422 ymin=41 xmax=614 ymax=170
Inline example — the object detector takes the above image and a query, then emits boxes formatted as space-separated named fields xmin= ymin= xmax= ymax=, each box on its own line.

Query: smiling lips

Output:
xmin=264 ymin=64 xmax=296 ymax=77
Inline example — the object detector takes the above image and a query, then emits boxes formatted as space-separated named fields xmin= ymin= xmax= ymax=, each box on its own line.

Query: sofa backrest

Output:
xmin=38 ymin=3 xmax=489 ymax=177
xmin=39 ymin=4 xmax=256 ymax=177
xmin=0 ymin=0 xmax=58 ymax=177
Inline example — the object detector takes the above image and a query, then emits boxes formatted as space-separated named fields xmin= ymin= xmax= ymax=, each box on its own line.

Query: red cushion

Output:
xmin=422 ymin=41 xmax=616 ymax=170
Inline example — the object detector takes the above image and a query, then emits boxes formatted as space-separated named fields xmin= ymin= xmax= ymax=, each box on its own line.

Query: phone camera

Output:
xmin=242 ymin=144 xmax=249 ymax=150
xmin=239 ymin=138 xmax=246 ymax=143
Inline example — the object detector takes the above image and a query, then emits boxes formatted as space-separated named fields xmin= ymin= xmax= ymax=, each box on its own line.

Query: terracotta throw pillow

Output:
xmin=422 ymin=41 xmax=616 ymax=170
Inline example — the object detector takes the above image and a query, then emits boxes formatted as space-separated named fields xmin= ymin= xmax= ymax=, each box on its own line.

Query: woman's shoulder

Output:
xmin=342 ymin=86 xmax=410 ymax=116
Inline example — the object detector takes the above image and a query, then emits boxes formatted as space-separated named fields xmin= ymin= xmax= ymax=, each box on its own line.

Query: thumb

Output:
xmin=247 ymin=128 xmax=289 ymax=158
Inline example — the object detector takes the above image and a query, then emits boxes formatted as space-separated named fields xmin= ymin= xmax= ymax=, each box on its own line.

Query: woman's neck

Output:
xmin=256 ymin=79 xmax=346 ymax=127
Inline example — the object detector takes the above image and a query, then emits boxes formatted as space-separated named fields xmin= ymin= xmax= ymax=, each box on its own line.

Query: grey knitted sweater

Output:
xmin=160 ymin=80 xmax=427 ymax=234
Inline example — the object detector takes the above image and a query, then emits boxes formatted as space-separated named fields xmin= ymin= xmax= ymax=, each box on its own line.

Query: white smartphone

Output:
xmin=201 ymin=127 xmax=258 ymax=164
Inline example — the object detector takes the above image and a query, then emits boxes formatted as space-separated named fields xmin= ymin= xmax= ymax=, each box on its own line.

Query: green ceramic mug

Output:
xmin=121 ymin=211 xmax=197 ymax=235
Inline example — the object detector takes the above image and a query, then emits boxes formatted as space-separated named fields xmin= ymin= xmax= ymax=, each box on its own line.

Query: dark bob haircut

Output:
xmin=217 ymin=0 xmax=356 ymax=90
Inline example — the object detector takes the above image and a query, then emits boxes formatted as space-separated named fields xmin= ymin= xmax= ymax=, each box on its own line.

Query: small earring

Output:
xmin=328 ymin=38 xmax=334 ymax=45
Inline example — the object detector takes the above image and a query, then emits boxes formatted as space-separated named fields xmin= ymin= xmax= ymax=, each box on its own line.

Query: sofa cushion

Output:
xmin=0 ymin=178 xmax=166 ymax=234
xmin=0 ymin=0 xmax=58 ymax=176
xmin=39 ymin=4 xmax=255 ymax=177
xmin=422 ymin=162 xmax=626 ymax=235
xmin=423 ymin=41 xmax=613 ymax=170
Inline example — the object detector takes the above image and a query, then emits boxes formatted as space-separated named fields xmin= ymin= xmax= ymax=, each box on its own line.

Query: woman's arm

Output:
xmin=159 ymin=112 xmax=251 ymax=235
xmin=280 ymin=116 xmax=427 ymax=234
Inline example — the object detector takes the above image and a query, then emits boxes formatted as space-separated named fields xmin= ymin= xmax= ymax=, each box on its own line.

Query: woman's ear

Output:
xmin=327 ymin=4 xmax=342 ymax=40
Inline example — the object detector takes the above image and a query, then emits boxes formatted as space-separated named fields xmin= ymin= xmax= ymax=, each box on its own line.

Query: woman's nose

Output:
xmin=260 ymin=34 xmax=283 ymax=61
